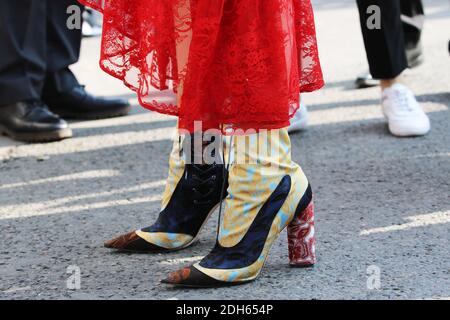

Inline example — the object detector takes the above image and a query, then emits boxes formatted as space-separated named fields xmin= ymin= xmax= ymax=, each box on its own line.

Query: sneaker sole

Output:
xmin=388 ymin=124 xmax=430 ymax=137
xmin=288 ymin=119 xmax=309 ymax=133
xmin=389 ymin=129 xmax=430 ymax=137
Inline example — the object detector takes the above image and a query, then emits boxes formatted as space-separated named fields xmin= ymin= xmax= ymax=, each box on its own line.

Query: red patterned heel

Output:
xmin=287 ymin=201 xmax=316 ymax=267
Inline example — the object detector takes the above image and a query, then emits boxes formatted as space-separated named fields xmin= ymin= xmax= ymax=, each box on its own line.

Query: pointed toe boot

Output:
xmin=162 ymin=129 xmax=316 ymax=287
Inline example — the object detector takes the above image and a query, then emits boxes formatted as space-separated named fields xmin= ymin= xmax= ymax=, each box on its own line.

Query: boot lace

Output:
xmin=191 ymin=164 xmax=218 ymax=206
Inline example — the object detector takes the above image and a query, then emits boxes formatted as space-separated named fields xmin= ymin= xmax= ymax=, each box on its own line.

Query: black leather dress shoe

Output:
xmin=0 ymin=101 xmax=72 ymax=143
xmin=45 ymin=85 xmax=131 ymax=120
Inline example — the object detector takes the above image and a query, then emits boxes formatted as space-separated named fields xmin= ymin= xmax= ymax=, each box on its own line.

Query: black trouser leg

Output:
xmin=43 ymin=0 xmax=83 ymax=97
xmin=400 ymin=0 xmax=424 ymax=51
xmin=0 ymin=0 xmax=47 ymax=106
xmin=357 ymin=0 xmax=408 ymax=79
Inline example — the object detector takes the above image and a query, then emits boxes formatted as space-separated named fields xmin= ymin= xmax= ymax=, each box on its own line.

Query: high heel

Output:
xmin=288 ymin=200 xmax=316 ymax=267
xmin=162 ymin=128 xmax=317 ymax=287
xmin=104 ymin=133 xmax=227 ymax=252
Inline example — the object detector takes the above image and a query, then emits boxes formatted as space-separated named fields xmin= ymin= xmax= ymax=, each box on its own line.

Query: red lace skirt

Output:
xmin=80 ymin=0 xmax=324 ymax=132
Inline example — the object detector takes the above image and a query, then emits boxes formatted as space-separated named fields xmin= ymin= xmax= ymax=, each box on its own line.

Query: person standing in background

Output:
xmin=356 ymin=0 xmax=430 ymax=137
xmin=0 ymin=0 xmax=130 ymax=143
xmin=356 ymin=0 xmax=425 ymax=88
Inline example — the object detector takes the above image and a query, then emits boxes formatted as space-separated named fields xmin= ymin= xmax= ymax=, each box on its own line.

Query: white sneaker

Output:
xmin=381 ymin=83 xmax=430 ymax=137
xmin=288 ymin=104 xmax=309 ymax=133
xmin=82 ymin=21 xmax=102 ymax=37
xmin=82 ymin=10 xmax=103 ymax=37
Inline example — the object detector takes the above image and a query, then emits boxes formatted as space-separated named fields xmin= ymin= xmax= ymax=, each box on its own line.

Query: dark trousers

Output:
xmin=0 ymin=0 xmax=83 ymax=107
xmin=357 ymin=0 xmax=424 ymax=79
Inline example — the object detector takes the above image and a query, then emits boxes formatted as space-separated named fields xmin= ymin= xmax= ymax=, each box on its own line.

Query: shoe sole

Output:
xmin=0 ymin=125 xmax=73 ymax=143
xmin=163 ymin=279 xmax=252 ymax=289
xmin=389 ymin=129 xmax=430 ymax=137
xmin=388 ymin=119 xmax=431 ymax=137
xmin=51 ymin=106 xmax=131 ymax=120
xmin=355 ymin=78 xmax=380 ymax=89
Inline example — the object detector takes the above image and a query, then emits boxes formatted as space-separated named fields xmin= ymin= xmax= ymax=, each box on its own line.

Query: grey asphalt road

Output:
xmin=1 ymin=0 xmax=449 ymax=300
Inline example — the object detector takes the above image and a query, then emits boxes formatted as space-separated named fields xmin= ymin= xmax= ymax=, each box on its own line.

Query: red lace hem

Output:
xmin=79 ymin=0 xmax=324 ymax=132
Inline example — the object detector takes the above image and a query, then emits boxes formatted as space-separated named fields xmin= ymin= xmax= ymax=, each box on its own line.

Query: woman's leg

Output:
xmin=355 ymin=0 xmax=424 ymax=88
xmin=160 ymin=1 xmax=317 ymax=287
xmin=162 ymin=128 xmax=316 ymax=287
xmin=174 ymin=0 xmax=192 ymax=108
xmin=104 ymin=1 xmax=227 ymax=252
xmin=357 ymin=0 xmax=407 ymax=80
xmin=357 ymin=0 xmax=430 ymax=137
xmin=104 ymin=131 xmax=227 ymax=252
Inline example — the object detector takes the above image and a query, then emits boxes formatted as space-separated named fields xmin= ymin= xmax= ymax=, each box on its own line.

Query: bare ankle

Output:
xmin=380 ymin=78 xmax=400 ymax=90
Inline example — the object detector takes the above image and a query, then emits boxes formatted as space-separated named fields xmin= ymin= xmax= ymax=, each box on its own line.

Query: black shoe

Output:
xmin=104 ymin=163 xmax=228 ymax=252
xmin=355 ymin=72 xmax=380 ymax=89
xmin=0 ymin=101 xmax=72 ymax=143
xmin=104 ymin=135 xmax=229 ymax=253
xmin=356 ymin=45 xmax=424 ymax=89
xmin=45 ymin=85 xmax=131 ymax=120
xmin=406 ymin=42 xmax=424 ymax=69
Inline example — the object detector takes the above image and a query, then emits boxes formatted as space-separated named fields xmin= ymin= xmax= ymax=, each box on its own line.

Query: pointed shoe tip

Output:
xmin=104 ymin=241 xmax=114 ymax=249
xmin=161 ymin=267 xmax=196 ymax=286
xmin=160 ymin=278 xmax=173 ymax=285
xmin=103 ymin=230 xmax=139 ymax=250
xmin=161 ymin=266 xmax=241 ymax=288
